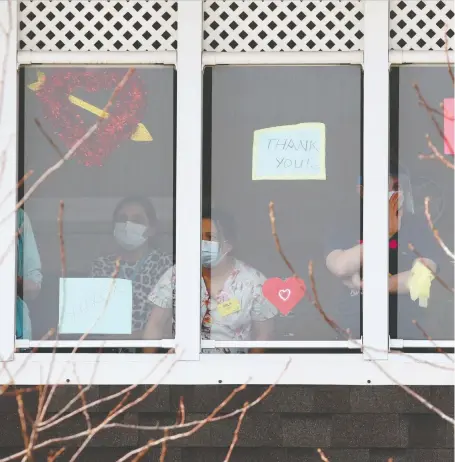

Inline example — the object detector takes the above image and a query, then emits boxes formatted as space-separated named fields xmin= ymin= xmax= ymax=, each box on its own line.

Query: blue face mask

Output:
xmin=201 ymin=240 xmax=221 ymax=268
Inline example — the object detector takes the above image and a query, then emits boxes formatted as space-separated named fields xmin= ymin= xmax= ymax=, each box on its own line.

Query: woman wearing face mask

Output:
xmin=143 ymin=206 xmax=278 ymax=353
xmin=91 ymin=197 xmax=173 ymax=336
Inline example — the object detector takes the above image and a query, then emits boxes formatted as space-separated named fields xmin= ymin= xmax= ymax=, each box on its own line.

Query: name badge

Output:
xmin=217 ymin=298 xmax=241 ymax=317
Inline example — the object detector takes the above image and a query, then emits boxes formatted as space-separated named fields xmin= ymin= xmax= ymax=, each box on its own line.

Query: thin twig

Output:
xmin=159 ymin=430 xmax=168 ymax=462
xmin=77 ymin=382 xmax=92 ymax=432
xmin=367 ymin=353 xmax=455 ymax=425
xmin=269 ymin=202 xmax=297 ymax=277
xmin=69 ymin=352 xmax=182 ymax=462
xmin=408 ymin=243 xmax=454 ymax=294
xmin=270 ymin=203 xmax=452 ymax=372
xmin=0 ymin=68 xmax=136 ymax=228
xmin=0 ymin=169 xmax=33 ymax=212
xmin=308 ymin=258 xmax=455 ymax=426
xmin=47 ymin=448 xmax=65 ymax=462
xmin=417 ymin=100 xmax=454 ymax=120
xmin=412 ymin=320 xmax=453 ymax=362
xmin=108 ymin=359 xmax=291 ymax=433
xmin=130 ymin=444 xmax=152 ymax=462
xmin=0 ymin=360 xmax=291 ymax=462
xmin=268 ymin=203 xmax=455 ymax=427
xmin=39 ymin=350 xmax=173 ymax=430
xmin=424 ymin=197 xmax=454 ymax=261
xmin=317 ymin=448 xmax=330 ymax=462
xmin=29 ymin=202 xmax=69 ymax=458
xmin=224 ymin=403 xmax=248 ymax=462
xmin=115 ymin=382 xmax=250 ymax=462
xmin=414 ymin=83 xmax=454 ymax=160
xmin=426 ymin=135 xmax=454 ymax=170
xmin=34 ymin=118 xmax=64 ymax=159
xmin=177 ymin=396 xmax=185 ymax=425
xmin=16 ymin=394 xmax=30 ymax=459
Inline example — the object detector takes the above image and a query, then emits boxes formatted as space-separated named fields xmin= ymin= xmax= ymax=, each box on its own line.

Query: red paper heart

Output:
xmin=36 ymin=69 xmax=146 ymax=166
xmin=262 ymin=277 xmax=306 ymax=316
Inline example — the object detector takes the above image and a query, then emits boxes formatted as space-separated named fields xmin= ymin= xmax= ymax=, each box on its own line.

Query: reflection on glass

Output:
xmin=202 ymin=65 xmax=363 ymax=344
xmin=392 ymin=66 xmax=454 ymax=340
xmin=20 ymin=66 xmax=175 ymax=343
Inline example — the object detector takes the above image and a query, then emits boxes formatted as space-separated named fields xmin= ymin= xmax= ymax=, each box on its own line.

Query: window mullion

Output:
xmin=0 ymin=0 xmax=18 ymax=363
xmin=362 ymin=0 xmax=390 ymax=360
xmin=174 ymin=0 xmax=203 ymax=361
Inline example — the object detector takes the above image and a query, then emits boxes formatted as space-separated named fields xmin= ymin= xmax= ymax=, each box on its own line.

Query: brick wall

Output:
xmin=0 ymin=386 xmax=453 ymax=461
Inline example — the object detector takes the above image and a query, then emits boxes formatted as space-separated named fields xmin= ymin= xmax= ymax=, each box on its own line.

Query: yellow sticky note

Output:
xmin=217 ymin=298 xmax=241 ymax=317
xmin=409 ymin=261 xmax=435 ymax=308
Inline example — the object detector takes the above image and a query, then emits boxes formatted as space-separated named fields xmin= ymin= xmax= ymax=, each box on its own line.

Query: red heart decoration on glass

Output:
xmin=262 ymin=277 xmax=306 ymax=316
xmin=36 ymin=69 xmax=146 ymax=166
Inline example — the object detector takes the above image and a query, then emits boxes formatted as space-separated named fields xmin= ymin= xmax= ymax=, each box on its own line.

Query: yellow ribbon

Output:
xmin=408 ymin=260 xmax=435 ymax=308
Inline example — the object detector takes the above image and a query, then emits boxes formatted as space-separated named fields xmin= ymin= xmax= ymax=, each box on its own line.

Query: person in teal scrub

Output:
xmin=16 ymin=208 xmax=43 ymax=340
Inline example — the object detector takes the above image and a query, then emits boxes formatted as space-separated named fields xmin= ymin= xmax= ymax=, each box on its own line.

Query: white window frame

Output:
xmin=0 ymin=0 xmax=453 ymax=385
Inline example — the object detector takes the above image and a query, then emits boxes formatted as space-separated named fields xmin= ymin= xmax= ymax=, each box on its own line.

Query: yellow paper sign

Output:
xmin=217 ymin=298 xmax=241 ymax=317
xmin=252 ymin=123 xmax=326 ymax=181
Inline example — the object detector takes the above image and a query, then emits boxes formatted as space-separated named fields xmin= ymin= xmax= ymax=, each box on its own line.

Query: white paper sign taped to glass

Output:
xmin=252 ymin=123 xmax=326 ymax=180
xmin=58 ymin=278 xmax=133 ymax=334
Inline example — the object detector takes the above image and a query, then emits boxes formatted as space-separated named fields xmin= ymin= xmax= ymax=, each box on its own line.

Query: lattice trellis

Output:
xmin=390 ymin=0 xmax=454 ymax=50
xmin=19 ymin=1 xmax=178 ymax=52
xmin=203 ymin=1 xmax=364 ymax=52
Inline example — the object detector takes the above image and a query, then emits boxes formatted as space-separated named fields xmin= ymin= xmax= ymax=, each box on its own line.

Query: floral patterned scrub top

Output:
xmin=148 ymin=259 xmax=278 ymax=353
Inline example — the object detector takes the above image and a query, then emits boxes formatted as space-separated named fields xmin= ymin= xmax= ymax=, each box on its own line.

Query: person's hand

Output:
xmin=389 ymin=192 xmax=402 ymax=238
xmin=350 ymin=272 xmax=362 ymax=290
xmin=341 ymin=272 xmax=362 ymax=290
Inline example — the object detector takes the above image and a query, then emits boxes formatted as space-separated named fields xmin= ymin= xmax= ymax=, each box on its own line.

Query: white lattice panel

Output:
xmin=203 ymin=1 xmax=364 ymax=52
xmin=390 ymin=0 xmax=454 ymax=50
xmin=19 ymin=1 xmax=178 ymax=52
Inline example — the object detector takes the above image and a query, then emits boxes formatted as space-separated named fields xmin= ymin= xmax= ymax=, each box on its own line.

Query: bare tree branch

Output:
xmin=224 ymin=402 xmax=248 ymax=462
xmin=317 ymin=448 xmax=330 ymax=462
xmin=424 ymin=197 xmax=454 ymax=260
xmin=412 ymin=320 xmax=453 ymax=362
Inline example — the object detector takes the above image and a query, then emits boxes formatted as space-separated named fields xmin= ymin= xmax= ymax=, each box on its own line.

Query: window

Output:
xmin=0 ymin=0 xmax=452 ymax=385
xmin=201 ymin=65 xmax=363 ymax=351
xmin=17 ymin=66 xmax=176 ymax=349
xmin=390 ymin=65 xmax=454 ymax=343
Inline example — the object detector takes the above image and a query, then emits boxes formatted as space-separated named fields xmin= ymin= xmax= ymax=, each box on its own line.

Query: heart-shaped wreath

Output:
xmin=36 ymin=69 xmax=146 ymax=167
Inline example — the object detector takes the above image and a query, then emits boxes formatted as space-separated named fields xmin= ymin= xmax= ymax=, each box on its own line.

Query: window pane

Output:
xmin=390 ymin=65 xmax=454 ymax=341
xmin=199 ymin=65 xmax=363 ymax=352
xmin=18 ymin=66 xmax=175 ymax=345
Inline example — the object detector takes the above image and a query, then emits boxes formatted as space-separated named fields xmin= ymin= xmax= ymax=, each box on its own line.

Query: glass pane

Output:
xmin=18 ymin=66 xmax=175 ymax=345
xmin=200 ymin=65 xmax=363 ymax=352
xmin=391 ymin=65 xmax=454 ymax=340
